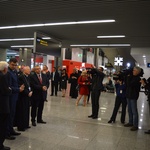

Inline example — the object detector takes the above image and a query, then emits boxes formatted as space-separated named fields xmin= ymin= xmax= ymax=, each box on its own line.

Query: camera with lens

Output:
xmin=141 ymin=77 xmax=150 ymax=102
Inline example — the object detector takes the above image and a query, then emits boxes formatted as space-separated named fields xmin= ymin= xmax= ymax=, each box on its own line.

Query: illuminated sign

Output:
xmin=114 ymin=57 xmax=123 ymax=66
xmin=37 ymin=38 xmax=48 ymax=46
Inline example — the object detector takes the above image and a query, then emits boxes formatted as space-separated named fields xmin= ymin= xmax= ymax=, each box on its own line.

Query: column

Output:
xmin=43 ymin=55 xmax=47 ymax=65
xmin=0 ymin=48 xmax=7 ymax=61
xmin=54 ymin=48 xmax=65 ymax=68
xmin=19 ymin=48 xmax=32 ymax=67
xmin=94 ymin=48 xmax=99 ymax=68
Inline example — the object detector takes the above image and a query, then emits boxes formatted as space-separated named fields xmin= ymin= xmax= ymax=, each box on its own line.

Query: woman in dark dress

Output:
xmin=69 ymin=68 xmax=79 ymax=99
xmin=61 ymin=69 xmax=68 ymax=97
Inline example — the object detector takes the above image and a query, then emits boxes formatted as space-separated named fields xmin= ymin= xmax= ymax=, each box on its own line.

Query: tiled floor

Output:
xmin=4 ymin=87 xmax=150 ymax=150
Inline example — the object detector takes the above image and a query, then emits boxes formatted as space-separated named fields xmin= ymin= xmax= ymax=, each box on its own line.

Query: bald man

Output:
xmin=16 ymin=66 xmax=32 ymax=131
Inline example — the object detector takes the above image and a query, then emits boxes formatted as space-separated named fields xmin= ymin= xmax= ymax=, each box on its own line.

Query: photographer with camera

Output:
xmin=108 ymin=77 xmax=127 ymax=124
xmin=141 ymin=77 xmax=150 ymax=134
xmin=124 ymin=66 xmax=143 ymax=131
xmin=88 ymin=65 xmax=105 ymax=119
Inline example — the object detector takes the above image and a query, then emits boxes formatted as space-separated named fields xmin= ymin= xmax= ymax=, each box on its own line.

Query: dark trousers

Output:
xmin=31 ymin=98 xmax=44 ymax=122
xmin=0 ymin=113 xmax=9 ymax=149
xmin=51 ymin=81 xmax=58 ymax=95
xmin=91 ymin=90 xmax=101 ymax=117
xmin=6 ymin=95 xmax=18 ymax=136
xmin=110 ymin=96 xmax=127 ymax=123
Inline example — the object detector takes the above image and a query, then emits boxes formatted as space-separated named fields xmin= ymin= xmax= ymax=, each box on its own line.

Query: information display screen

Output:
xmin=33 ymin=32 xmax=61 ymax=56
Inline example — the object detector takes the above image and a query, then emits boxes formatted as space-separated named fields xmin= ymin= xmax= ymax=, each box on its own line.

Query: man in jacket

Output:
xmin=6 ymin=58 xmax=24 ymax=140
xmin=50 ymin=67 xmax=60 ymax=96
xmin=88 ymin=65 xmax=105 ymax=119
xmin=0 ymin=61 xmax=11 ymax=150
xmin=30 ymin=65 xmax=49 ymax=126
xmin=124 ymin=66 xmax=142 ymax=131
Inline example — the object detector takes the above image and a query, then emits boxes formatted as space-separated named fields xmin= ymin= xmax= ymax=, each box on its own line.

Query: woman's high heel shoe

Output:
xmin=76 ymin=100 xmax=79 ymax=106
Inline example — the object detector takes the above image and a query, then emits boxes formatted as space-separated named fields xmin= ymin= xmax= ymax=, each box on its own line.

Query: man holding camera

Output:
xmin=124 ymin=66 xmax=142 ymax=131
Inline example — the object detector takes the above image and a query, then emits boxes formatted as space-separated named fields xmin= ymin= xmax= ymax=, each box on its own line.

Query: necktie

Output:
xmin=38 ymin=74 xmax=42 ymax=84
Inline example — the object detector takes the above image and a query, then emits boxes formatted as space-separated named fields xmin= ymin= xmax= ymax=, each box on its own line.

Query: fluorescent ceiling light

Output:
xmin=70 ymin=44 xmax=130 ymax=47
xmin=42 ymin=37 xmax=51 ymax=40
xmin=11 ymin=45 xmax=33 ymax=48
xmin=0 ymin=38 xmax=34 ymax=42
xmin=97 ymin=35 xmax=125 ymax=38
xmin=0 ymin=19 xmax=115 ymax=30
xmin=7 ymin=53 xmax=17 ymax=55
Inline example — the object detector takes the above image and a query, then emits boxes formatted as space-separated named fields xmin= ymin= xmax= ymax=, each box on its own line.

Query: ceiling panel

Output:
xmin=0 ymin=0 xmax=150 ymax=66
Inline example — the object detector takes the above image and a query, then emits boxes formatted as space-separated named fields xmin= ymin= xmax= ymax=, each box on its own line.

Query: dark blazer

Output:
xmin=0 ymin=72 xmax=11 ymax=114
xmin=30 ymin=73 xmax=49 ymax=100
xmin=126 ymin=75 xmax=141 ymax=100
xmin=7 ymin=67 xmax=20 ymax=94
xmin=50 ymin=71 xmax=60 ymax=82
xmin=91 ymin=68 xmax=105 ymax=91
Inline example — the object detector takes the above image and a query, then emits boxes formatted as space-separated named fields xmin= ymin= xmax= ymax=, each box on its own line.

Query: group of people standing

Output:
xmin=107 ymin=66 xmax=149 ymax=132
xmin=70 ymin=65 xmax=105 ymax=119
xmin=0 ymin=59 xmax=50 ymax=150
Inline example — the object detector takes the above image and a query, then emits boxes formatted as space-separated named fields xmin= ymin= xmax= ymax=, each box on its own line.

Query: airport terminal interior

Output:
xmin=4 ymin=86 xmax=150 ymax=150
xmin=1 ymin=1 xmax=150 ymax=150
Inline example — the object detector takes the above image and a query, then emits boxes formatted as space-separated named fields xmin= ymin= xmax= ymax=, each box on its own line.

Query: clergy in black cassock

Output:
xmin=16 ymin=66 xmax=32 ymax=131
xmin=69 ymin=68 xmax=79 ymax=99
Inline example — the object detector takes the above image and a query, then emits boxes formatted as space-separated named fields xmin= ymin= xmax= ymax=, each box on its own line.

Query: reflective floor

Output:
xmin=5 ymin=87 xmax=150 ymax=150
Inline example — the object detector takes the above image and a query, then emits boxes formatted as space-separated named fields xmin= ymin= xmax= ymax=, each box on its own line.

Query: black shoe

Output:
xmin=92 ymin=116 xmax=98 ymax=119
xmin=145 ymin=130 xmax=150 ymax=134
xmin=88 ymin=115 xmax=93 ymax=118
xmin=10 ymin=131 xmax=21 ymax=136
xmin=124 ymin=123 xmax=133 ymax=127
xmin=37 ymin=120 xmax=46 ymax=124
xmin=26 ymin=126 xmax=31 ymax=129
xmin=50 ymin=94 xmax=53 ymax=96
xmin=1 ymin=146 xmax=10 ymax=150
xmin=45 ymin=99 xmax=48 ymax=102
xmin=17 ymin=128 xmax=25 ymax=131
xmin=5 ymin=135 xmax=16 ymax=140
xmin=32 ymin=122 xmax=36 ymax=126
xmin=130 ymin=126 xmax=138 ymax=131
xmin=108 ymin=120 xmax=115 ymax=123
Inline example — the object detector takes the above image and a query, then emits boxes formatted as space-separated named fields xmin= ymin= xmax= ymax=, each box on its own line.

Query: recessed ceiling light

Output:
xmin=97 ymin=35 xmax=125 ymax=38
xmin=0 ymin=38 xmax=34 ymax=42
xmin=11 ymin=45 xmax=33 ymax=48
xmin=70 ymin=44 xmax=130 ymax=47
xmin=0 ymin=19 xmax=115 ymax=30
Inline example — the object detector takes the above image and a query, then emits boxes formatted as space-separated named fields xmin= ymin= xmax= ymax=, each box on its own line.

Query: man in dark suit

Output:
xmin=30 ymin=65 xmax=49 ymax=126
xmin=16 ymin=66 xmax=32 ymax=131
xmin=88 ymin=65 xmax=105 ymax=119
xmin=0 ymin=61 xmax=12 ymax=150
xmin=50 ymin=67 xmax=60 ymax=96
xmin=6 ymin=58 xmax=24 ymax=140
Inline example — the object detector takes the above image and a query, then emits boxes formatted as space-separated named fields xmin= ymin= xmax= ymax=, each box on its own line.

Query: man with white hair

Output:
xmin=124 ymin=66 xmax=142 ymax=131
xmin=16 ymin=66 xmax=32 ymax=131
xmin=0 ymin=61 xmax=11 ymax=150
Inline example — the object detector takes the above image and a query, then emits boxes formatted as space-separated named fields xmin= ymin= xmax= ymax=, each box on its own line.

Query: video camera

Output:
xmin=141 ymin=77 xmax=150 ymax=102
xmin=113 ymin=67 xmax=144 ymax=81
